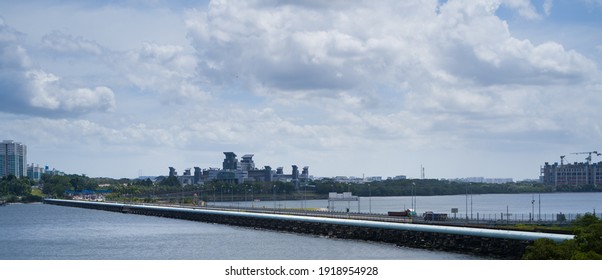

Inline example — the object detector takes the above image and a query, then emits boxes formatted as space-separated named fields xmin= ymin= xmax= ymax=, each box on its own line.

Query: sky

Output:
xmin=1 ymin=0 xmax=601 ymax=180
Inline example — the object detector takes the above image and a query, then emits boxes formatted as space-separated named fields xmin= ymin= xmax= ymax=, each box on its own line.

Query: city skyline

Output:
xmin=1 ymin=1 xmax=601 ymax=180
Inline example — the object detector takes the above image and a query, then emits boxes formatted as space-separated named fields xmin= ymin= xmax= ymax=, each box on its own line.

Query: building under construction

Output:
xmin=541 ymin=151 xmax=602 ymax=186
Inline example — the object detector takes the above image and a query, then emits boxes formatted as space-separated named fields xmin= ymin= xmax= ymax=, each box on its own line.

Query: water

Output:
xmin=0 ymin=203 xmax=478 ymax=260
xmin=216 ymin=192 xmax=602 ymax=221
xmin=2 ymin=192 xmax=599 ymax=260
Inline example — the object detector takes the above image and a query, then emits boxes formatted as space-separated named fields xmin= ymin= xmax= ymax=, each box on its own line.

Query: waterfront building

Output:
xmin=171 ymin=152 xmax=306 ymax=186
xmin=193 ymin=167 xmax=202 ymax=185
xmin=300 ymin=166 xmax=310 ymax=184
xmin=240 ymin=154 xmax=255 ymax=171
xmin=541 ymin=161 xmax=602 ymax=187
xmin=178 ymin=168 xmax=194 ymax=185
xmin=169 ymin=167 xmax=177 ymax=177
xmin=1 ymin=140 xmax=27 ymax=178
xmin=222 ymin=152 xmax=239 ymax=170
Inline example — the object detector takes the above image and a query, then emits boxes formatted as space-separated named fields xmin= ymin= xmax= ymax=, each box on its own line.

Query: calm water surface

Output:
xmin=3 ymin=192 xmax=598 ymax=260
xmin=222 ymin=192 xmax=602 ymax=219
xmin=0 ymin=203 xmax=478 ymax=260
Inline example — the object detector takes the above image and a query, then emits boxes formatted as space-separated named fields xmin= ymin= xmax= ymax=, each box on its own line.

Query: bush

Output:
xmin=523 ymin=213 xmax=602 ymax=259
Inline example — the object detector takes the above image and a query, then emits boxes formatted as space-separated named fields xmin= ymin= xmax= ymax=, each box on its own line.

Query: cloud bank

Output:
xmin=0 ymin=0 xmax=601 ymax=179
xmin=0 ymin=18 xmax=116 ymax=117
xmin=184 ymin=0 xmax=599 ymax=145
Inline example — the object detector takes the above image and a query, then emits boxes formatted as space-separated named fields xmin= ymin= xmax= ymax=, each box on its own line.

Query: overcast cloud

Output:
xmin=1 ymin=0 xmax=601 ymax=180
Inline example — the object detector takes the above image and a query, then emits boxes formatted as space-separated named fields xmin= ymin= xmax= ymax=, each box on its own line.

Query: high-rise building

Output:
xmin=240 ymin=154 xmax=255 ymax=171
xmin=1 ymin=140 xmax=27 ymax=178
xmin=222 ymin=152 xmax=238 ymax=170
xmin=27 ymin=164 xmax=44 ymax=181
xmin=541 ymin=161 xmax=602 ymax=187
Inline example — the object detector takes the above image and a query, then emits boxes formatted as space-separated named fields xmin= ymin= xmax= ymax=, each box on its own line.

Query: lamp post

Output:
xmin=538 ymin=193 xmax=541 ymax=221
xmin=303 ymin=183 xmax=307 ymax=213
xmin=531 ymin=193 xmax=535 ymax=223
xmin=368 ymin=183 xmax=372 ymax=214
xmin=465 ymin=185 xmax=468 ymax=222
xmin=409 ymin=182 xmax=416 ymax=213
xmin=180 ymin=184 xmax=183 ymax=207
xmin=200 ymin=187 xmax=203 ymax=207
xmin=283 ymin=189 xmax=287 ymax=209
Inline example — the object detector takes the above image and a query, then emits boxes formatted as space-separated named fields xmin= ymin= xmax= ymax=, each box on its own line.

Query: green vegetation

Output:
xmin=0 ymin=175 xmax=41 ymax=203
xmin=312 ymin=178 xmax=561 ymax=197
xmin=3 ymin=173 xmax=602 ymax=204
xmin=522 ymin=213 xmax=602 ymax=259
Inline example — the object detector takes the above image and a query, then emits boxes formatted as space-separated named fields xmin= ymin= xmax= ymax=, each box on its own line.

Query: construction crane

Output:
xmin=560 ymin=155 xmax=566 ymax=165
xmin=571 ymin=151 xmax=601 ymax=164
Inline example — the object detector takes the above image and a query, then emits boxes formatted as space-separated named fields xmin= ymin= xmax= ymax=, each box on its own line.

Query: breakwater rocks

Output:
xmin=44 ymin=199 xmax=573 ymax=259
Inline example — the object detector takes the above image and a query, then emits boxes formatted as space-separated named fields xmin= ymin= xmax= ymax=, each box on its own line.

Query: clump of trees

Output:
xmin=40 ymin=173 xmax=99 ymax=198
xmin=523 ymin=213 xmax=602 ymax=259
xmin=0 ymin=175 xmax=40 ymax=202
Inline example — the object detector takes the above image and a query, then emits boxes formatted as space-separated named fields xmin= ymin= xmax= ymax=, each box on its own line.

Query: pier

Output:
xmin=43 ymin=199 xmax=574 ymax=259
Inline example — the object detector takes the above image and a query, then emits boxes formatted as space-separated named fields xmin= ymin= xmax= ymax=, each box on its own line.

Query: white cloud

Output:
xmin=501 ymin=0 xmax=542 ymax=20
xmin=185 ymin=0 xmax=599 ymax=123
xmin=118 ymin=42 xmax=210 ymax=102
xmin=543 ymin=0 xmax=553 ymax=16
xmin=41 ymin=31 xmax=103 ymax=55
xmin=1 ymin=0 xmax=601 ymax=179
xmin=182 ymin=0 xmax=602 ymax=178
xmin=0 ymin=19 xmax=116 ymax=117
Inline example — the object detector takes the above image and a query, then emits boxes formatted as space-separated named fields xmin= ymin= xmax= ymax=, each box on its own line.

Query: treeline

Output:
xmin=312 ymin=178 xmax=565 ymax=197
xmin=35 ymin=173 xmax=299 ymax=202
xmin=4 ymin=173 xmax=602 ymax=204
xmin=107 ymin=175 xmax=298 ymax=202
xmin=312 ymin=178 xmax=602 ymax=197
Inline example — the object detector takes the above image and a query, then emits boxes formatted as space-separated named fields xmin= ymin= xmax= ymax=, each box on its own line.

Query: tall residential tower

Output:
xmin=1 ymin=140 xmax=27 ymax=178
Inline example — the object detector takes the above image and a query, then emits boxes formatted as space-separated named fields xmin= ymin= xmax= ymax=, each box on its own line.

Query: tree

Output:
xmin=159 ymin=175 xmax=181 ymax=187
xmin=41 ymin=174 xmax=71 ymax=197
xmin=523 ymin=213 xmax=602 ymax=259
xmin=522 ymin=238 xmax=575 ymax=260
xmin=0 ymin=175 xmax=32 ymax=197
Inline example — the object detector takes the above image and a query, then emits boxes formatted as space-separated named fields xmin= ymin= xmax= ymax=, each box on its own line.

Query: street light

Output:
xmin=283 ymin=189 xmax=287 ymax=209
xmin=531 ymin=193 xmax=535 ymax=223
xmin=410 ymin=182 xmax=416 ymax=212
xmin=300 ymin=182 xmax=307 ymax=212
xmin=368 ymin=183 xmax=372 ymax=214
xmin=465 ymin=185 xmax=468 ymax=222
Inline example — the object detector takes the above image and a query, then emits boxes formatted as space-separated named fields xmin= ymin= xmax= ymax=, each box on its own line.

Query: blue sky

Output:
xmin=1 ymin=0 xmax=601 ymax=180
